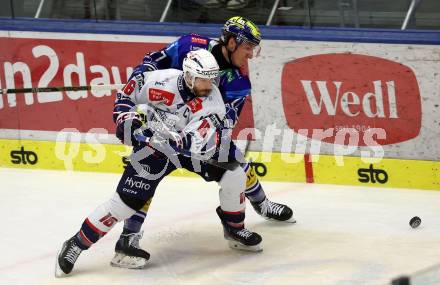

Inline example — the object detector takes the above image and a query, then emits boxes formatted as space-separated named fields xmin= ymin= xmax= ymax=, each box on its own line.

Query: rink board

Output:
xmin=1 ymin=31 xmax=439 ymax=161
xmin=1 ymin=139 xmax=438 ymax=190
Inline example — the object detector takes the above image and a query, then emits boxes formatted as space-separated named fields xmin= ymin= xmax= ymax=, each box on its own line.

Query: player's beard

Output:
xmin=194 ymin=87 xmax=212 ymax=97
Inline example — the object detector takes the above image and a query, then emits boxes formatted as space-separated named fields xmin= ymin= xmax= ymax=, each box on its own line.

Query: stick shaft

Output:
xmin=1 ymin=84 xmax=125 ymax=94
xmin=134 ymin=131 xmax=240 ymax=171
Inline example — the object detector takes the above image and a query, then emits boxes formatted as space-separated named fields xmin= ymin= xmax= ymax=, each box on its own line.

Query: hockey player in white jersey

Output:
xmin=55 ymin=49 xmax=262 ymax=277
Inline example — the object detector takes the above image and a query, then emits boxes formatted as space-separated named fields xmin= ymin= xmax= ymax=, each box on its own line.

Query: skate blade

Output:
xmin=227 ymin=240 xmax=263 ymax=252
xmin=110 ymin=253 xmax=148 ymax=269
xmin=54 ymin=250 xmax=67 ymax=278
xmin=286 ymin=217 xmax=297 ymax=223
xmin=264 ymin=216 xmax=297 ymax=224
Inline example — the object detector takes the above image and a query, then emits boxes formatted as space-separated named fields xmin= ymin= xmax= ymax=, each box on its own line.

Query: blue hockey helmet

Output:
xmin=221 ymin=16 xmax=262 ymax=47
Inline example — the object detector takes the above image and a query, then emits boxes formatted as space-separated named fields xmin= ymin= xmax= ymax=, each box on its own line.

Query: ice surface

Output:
xmin=0 ymin=168 xmax=439 ymax=285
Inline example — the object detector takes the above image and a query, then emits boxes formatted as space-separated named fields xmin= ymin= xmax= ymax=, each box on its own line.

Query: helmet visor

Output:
xmin=240 ymin=40 xmax=261 ymax=58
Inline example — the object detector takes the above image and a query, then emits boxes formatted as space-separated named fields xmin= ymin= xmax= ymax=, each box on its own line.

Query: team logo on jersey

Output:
xmin=149 ymin=88 xmax=175 ymax=106
xmin=186 ymin=97 xmax=203 ymax=113
xmin=191 ymin=37 xmax=208 ymax=45
xmin=124 ymin=176 xmax=151 ymax=191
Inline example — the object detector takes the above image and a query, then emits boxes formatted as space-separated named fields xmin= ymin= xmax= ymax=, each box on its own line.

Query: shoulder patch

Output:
xmin=186 ymin=97 xmax=203 ymax=113
xmin=148 ymin=88 xmax=175 ymax=106
xmin=191 ymin=37 xmax=208 ymax=45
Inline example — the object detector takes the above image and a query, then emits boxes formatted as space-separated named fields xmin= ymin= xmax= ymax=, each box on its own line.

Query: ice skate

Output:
xmin=110 ymin=231 xmax=150 ymax=269
xmin=251 ymin=198 xmax=296 ymax=223
xmin=216 ymin=207 xmax=262 ymax=252
xmin=223 ymin=226 xmax=263 ymax=252
xmin=55 ymin=236 xmax=83 ymax=277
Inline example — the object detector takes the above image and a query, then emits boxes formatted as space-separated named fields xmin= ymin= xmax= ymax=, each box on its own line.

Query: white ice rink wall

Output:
xmin=0 ymin=18 xmax=439 ymax=190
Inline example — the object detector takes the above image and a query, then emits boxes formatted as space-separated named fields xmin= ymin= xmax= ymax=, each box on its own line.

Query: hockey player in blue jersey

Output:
xmin=111 ymin=16 xmax=296 ymax=268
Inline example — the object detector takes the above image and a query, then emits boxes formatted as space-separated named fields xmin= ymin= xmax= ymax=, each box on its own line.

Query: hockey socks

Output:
xmin=122 ymin=211 xmax=146 ymax=235
xmin=243 ymin=163 xmax=266 ymax=203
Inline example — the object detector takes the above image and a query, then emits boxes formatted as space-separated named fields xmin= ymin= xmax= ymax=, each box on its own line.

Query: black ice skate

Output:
xmin=110 ymin=231 xmax=150 ymax=269
xmin=55 ymin=236 xmax=83 ymax=277
xmin=216 ymin=207 xmax=263 ymax=252
xmin=251 ymin=198 xmax=296 ymax=223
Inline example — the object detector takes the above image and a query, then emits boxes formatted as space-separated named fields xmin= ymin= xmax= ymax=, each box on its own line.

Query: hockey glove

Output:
xmin=116 ymin=112 xmax=151 ymax=147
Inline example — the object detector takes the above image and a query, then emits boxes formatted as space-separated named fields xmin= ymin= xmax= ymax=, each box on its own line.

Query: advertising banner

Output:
xmin=0 ymin=32 xmax=254 ymax=141
xmin=250 ymin=40 xmax=440 ymax=160
xmin=1 ymin=31 xmax=439 ymax=190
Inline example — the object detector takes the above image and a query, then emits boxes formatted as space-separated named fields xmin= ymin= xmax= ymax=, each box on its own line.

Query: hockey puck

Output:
xmin=409 ymin=216 xmax=421 ymax=228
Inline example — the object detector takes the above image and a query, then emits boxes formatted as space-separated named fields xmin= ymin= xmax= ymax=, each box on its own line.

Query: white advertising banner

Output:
xmin=249 ymin=40 xmax=440 ymax=160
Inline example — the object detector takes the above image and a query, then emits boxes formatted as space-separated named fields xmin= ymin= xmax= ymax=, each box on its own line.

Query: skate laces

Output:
xmin=260 ymin=199 xmax=284 ymax=217
xmin=126 ymin=231 xmax=144 ymax=249
xmin=65 ymin=242 xmax=82 ymax=264
xmin=236 ymin=228 xmax=253 ymax=239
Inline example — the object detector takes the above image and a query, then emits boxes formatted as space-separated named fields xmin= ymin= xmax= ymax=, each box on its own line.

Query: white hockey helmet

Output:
xmin=183 ymin=49 xmax=219 ymax=89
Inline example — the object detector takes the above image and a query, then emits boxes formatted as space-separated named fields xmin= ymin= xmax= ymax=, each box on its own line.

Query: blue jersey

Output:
xmin=123 ymin=34 xmax=252 ymax=127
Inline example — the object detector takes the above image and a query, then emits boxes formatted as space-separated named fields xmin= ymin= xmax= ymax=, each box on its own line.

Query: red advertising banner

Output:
xmin=281 ymin=53 xmax=421 ymax=146
xmin=0 ymin=37 xmax=254 ymax=138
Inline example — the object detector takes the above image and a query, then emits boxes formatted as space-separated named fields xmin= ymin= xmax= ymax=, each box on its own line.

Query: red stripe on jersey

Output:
xmin=148 ymin=88 xmax=175 ymax=106
xmin=85 ymin=218 xmax=106 ymax=236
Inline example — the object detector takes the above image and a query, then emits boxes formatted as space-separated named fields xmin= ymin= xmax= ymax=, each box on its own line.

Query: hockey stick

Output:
xmin=1 ymin=84 xmax=125 ymax=95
